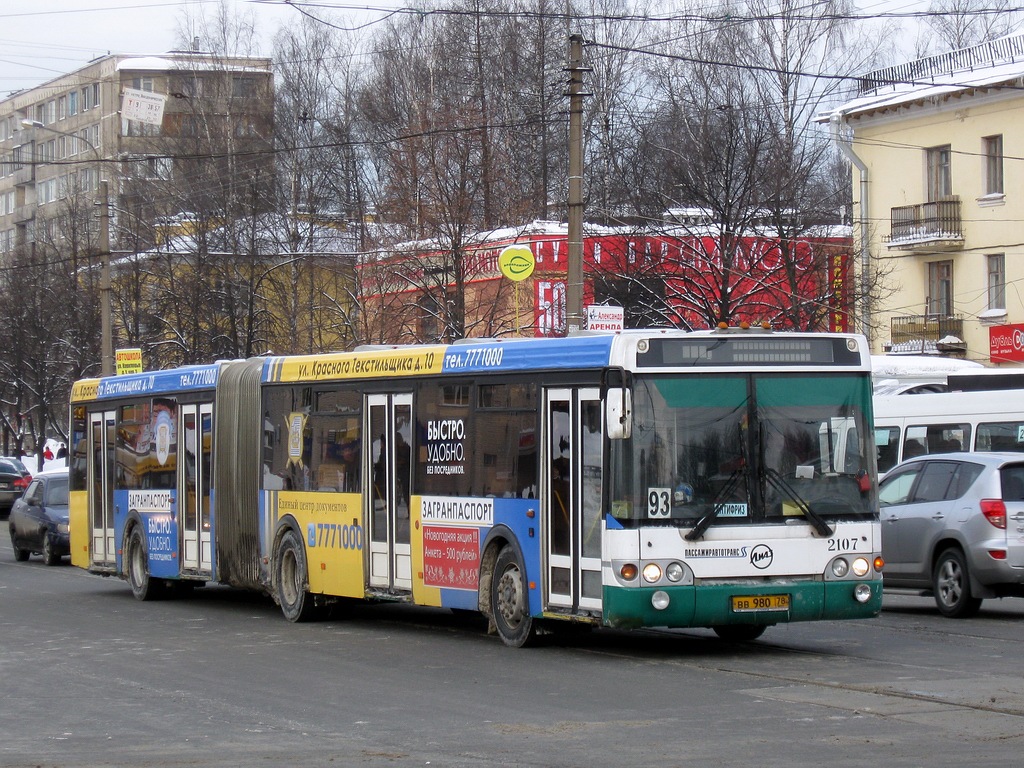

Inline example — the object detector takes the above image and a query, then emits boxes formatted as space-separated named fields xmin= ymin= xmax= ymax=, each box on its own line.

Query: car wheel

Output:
xmin=932 ymin=548 xmax=982 ymax=618
xmin=9 ymin=528 xmax=29 ymax=562
xmin=42 ymin=533 xmax=60 ymax=566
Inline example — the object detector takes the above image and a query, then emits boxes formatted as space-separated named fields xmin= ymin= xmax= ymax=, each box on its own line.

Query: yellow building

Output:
xmin=826 ymin=35 xmax=1024 ymax=365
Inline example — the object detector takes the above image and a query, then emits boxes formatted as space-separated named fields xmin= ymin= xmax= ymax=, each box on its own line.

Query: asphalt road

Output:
xmin=2 ymin=545 xmax=1023 ymax=768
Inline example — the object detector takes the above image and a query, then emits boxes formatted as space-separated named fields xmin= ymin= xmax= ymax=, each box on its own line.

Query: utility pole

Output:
xmin=99 ymin=179 xmax=113 ymax=376
xmin=565 ymin=34 xmax=590 ymax=335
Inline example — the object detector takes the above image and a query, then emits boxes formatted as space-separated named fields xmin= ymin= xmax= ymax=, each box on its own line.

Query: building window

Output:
xmin=984 ymin=135 xmax=1003 ymax=196
xmin=125 ymin=120 xmax=160 ymax=137
xmin=80 ymin=167 xmax=97 ymax=192
xmin=68 ymin=90 xmax=78 ymax=116
xmin=58 ymin=96 xmax=66 ymax=121
xmin=233 ymin=119 xmax=260 ymax=138
xmin=145 ymin=156 xmax=172 ymax=179
xmin=126 ymin=156 xmax=172 ymax=180
xmin=927 ymin=260 xmax=953 ymax=316
xmin=180 ymin=115 xmax=199 ymax=137
xmin=38 ymin=178 xmax=57 ymax=205
xmin=232 ymin=77 xmax=257 ymax=97
xmin=132 ymin=77 xmax=155 ymax=92
xmin=988 ymin=254 xmax=1005 ymax=310
xmin=172 ymin=75 xmax=203 ymax=98
xmin=926 ymin=145 xmax=952 ymax=201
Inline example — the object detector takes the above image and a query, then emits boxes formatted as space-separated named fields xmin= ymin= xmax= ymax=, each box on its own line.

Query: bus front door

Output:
xmin=367 ymin=393 xmax=413 ymax=592
xmin=181 ymin=403 xmax=213 ymax=573
xmin=89 ymin=410 xmax=116 ymax=567
xmin=545 ymin=388 xmax=603 ymax=613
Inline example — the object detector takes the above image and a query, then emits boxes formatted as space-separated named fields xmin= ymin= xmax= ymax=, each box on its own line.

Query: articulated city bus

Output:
xmin=69 ymin=329 xmax=883 ymax=646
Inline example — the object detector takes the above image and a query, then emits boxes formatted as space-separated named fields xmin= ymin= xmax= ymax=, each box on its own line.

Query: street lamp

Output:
xmin=21 ymin=118 xmax=113 ymax=376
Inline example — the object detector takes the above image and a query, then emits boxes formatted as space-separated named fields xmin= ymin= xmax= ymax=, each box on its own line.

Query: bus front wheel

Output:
xmin=275 ymin=529 xmax=318 ymax=622
xmin=126 ymin=525 xmax=161 ymax=601
xmin=491 ymin=545 xmax=535 ymax=647
xmin=713 ymin=624 xmax=767 ymax=642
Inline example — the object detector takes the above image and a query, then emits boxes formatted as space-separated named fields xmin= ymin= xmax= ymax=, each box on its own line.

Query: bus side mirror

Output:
xmin=606 ymin=388 xmax=632 ymax=440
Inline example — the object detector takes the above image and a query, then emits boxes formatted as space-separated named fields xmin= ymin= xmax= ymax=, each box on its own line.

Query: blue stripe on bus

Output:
xmin=439 ymin=335 xmax=615 ymax=374
xmin=95 ymin=364 xmax=220 ymax=399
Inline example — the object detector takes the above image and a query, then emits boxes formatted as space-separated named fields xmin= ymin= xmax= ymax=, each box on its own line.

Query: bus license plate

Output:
xmin=731 ymin=594 xmax=790 ymax=612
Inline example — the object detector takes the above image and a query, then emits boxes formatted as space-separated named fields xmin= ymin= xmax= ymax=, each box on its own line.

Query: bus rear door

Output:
xmin=89 ymin=410 xmax=116 ymax=567
xmin=545 ymin=388 xmax=603 ymax=614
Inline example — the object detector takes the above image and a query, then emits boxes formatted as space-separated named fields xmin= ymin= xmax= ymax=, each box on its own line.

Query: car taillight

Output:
xmin=13 ymin=476 xmax=29 ymax=491
xmin=981 ymin=499 xmax=1007 ymax=529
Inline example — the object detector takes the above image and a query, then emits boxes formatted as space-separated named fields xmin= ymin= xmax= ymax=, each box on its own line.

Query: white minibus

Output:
xmin=874 ymin=390 xmax=1024 ymax=475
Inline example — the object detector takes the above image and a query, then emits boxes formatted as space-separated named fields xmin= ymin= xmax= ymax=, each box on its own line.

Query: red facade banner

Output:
xmin=990 ymin=324 xmax=1024 ymax=363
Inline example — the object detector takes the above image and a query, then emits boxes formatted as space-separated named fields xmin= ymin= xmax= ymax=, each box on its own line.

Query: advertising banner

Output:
xmin=990 ymin=323 xmax=1024 ymax=363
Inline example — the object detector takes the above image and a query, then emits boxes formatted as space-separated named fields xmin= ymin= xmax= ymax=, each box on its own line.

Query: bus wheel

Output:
xmin=275 ymin=529 xmax=317 ymax=622
xmin=491 ymin=545 xmax=535 ymax=647
xmin=933 ymin=548 xmax=982 ymax=618
xmin=126 ymin=525 xmax=161 ymax=601
xmin=713 ymin=625 xmax=767 ymax=642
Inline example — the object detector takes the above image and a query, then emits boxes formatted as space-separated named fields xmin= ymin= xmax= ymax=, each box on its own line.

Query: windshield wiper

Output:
xmin=685 ymin=466 xmax=744 ymax=541
xmin=763 ymin=467 xmax=834 ymax=537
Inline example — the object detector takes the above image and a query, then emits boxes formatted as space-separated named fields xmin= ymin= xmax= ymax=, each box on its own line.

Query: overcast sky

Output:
xmin=1 ymin=0 xmax=926 ymax=97
xmin=0 ymin=0 xmax=399 ymax=95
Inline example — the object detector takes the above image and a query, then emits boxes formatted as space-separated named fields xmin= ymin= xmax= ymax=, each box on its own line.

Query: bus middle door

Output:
xmin=180 ymin=403 xmax=213 ymax=574
xmin=545 ymin=388 xmax=603 ymax=614
xmin=367 ymin=393 xmax=413 ymax=593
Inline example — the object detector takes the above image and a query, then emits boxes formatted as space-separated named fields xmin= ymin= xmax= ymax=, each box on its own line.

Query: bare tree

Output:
xmin=916 ymin=0 xmax=1023 ymax=55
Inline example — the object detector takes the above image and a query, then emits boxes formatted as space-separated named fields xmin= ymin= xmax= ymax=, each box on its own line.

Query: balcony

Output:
xmin=886 ymin=197 xmax=964 ymax=250
xmin=11 ymin=204 xmax=34 ymax=224
xmin=887 ymin=314 xmax=966 ymax=355
xmin=13 ymin=164 xmax=34 ymax=186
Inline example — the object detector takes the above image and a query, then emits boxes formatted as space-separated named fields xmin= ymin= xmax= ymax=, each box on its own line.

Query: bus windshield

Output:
xmin=609 ymin=373 xmax=875 ymax=528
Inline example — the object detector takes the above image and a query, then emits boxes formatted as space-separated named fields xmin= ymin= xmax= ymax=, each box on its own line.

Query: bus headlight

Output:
xmin=642 ymin=563 xmax=662 ymax=583
xmin=831 ymin=558 xmax=849 ymax=578
xmin=851 ymin=557 xmax=870 ymax=577
xmin=651 ymin=590 xmax=670 ymax=610
xmin=854 ymin=583 xmax=872 ymax=603
xmin=665 ymin=562 xmax=684 ymax=582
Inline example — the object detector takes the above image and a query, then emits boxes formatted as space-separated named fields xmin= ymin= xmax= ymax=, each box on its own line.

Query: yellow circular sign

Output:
xmin=498 ymin=245 xmax=535 ymax=282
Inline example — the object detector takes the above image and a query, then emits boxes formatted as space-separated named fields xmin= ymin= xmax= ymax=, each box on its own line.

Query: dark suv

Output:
xmin=879 ymin=452 xmax=1024 ymax=617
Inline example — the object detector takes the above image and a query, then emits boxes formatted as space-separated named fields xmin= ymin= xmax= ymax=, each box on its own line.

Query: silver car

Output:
xmin=879 ymin=451 xmax=1024 ymax=617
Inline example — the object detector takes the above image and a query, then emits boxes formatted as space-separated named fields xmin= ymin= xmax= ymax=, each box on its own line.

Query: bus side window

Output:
xmin=977 ymin=422 xmax=1024 ymax=452
xmin=875 ymin=426 xmax=900 ymax=474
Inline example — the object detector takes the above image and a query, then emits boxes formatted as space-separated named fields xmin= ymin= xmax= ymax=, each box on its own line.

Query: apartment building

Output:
xmin=826 ymin=35 xmax=1024 ymax=365
xmin=0 ymin=50 xmax=273 ymax=258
